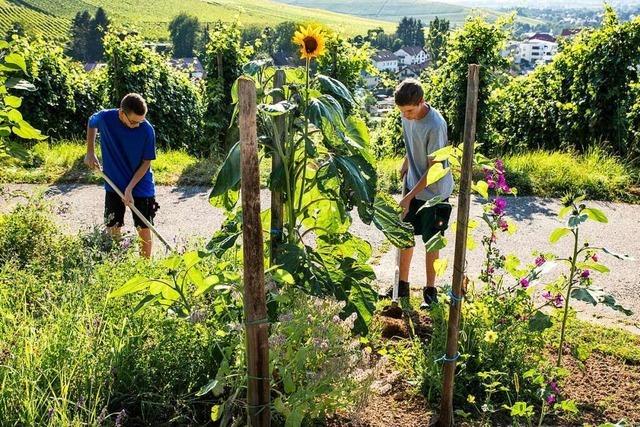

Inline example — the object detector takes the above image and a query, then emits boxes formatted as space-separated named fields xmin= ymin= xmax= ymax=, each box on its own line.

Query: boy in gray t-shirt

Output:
xmin=383 ymin=78 xmax=454 ymax=309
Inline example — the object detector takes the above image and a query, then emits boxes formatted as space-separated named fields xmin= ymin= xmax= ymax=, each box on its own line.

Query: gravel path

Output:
xmin=2 ymin=183 xmax=639 ymax=333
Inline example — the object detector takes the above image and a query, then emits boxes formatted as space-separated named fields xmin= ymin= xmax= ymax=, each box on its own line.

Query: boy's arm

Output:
xmin=123 ymin=160 xmax=152 ymax=206
xmin=84 ymin=124 xmax=101 ymax=170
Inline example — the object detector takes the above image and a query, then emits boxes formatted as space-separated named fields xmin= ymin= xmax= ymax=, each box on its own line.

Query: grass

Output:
xmin=547 ymin=315 xmax=640 ymax=364
xmin=0 ymin=140 xmax=220 ymax=186
xmin=0 ymin=198 xmax=235 ymax=424
xmin=375 ymin=148 xmax=637 ymax=202
xmin=7 ymin=0 xmax=396 ymax=40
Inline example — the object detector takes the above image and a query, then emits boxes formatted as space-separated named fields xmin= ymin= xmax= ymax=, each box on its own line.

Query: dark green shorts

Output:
xmin=403 ymin=196 xmax=452 ymax=244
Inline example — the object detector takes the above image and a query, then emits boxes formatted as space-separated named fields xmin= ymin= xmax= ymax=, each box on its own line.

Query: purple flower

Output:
xmin=487 ymin=178 xmax=496 ymax=189
xmin=115 ymin=409 xmax=127 ymax=427
xmin=520 ymin=277 xmax=530 ymax=288
xmin=581 ymin=270 xmax=590 ymax=279
xmin=542 ymin=291 xmax=553 ymax=301
xmin=492 ymin=197 xmax=507 ymax=216
xmin=546 ymin=394 xmax=556 ymax=405
xmin=592 ymin=254 xmax=599 ymax=262
xmin=498 ymin=219 xmax=509 ymax=232
xmin=535 ymin=255 xmax=546 ymax=267
xmin=553 ymin=294 xmax=565 ymax=308
xmin=549 ymin=380 xmax=560 ymax=394
xmin=495 ymin=159 xmax=505 ymax=172
xmin=487 ymin=266 xmax=495 ymax=274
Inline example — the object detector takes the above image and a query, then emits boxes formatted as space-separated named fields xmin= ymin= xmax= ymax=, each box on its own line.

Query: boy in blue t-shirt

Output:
xmin=84 ymin=93 xmax=158 ymax=258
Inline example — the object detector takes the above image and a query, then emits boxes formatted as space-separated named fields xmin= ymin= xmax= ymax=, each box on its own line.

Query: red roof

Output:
xmin=561 ymin=28 xmax=582 ymax=37
xmin=528 ymin=33 xmax=556 ymax=43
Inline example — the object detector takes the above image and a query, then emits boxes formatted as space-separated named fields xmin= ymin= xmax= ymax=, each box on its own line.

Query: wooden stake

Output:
xmin=239 ymin=77 xmax=271 ymax=426
xmin=437 ymin=64 xmax=480 ymax=427
xmin=270 ymin=69 xmax=286 ymax=265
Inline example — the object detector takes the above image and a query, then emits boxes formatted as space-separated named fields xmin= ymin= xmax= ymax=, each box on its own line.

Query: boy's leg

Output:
xmin=137 ymin=227 xmax=152 ymax=259
xmin=399 ymin=246 xmax=414 ymax=283
xmin=425 ymin=249 xmax=439 ymax=287
xmin=132 ymin=197 xmax=159 ymax=259
xmin=105 ymin=191 xmax=125 ymax=243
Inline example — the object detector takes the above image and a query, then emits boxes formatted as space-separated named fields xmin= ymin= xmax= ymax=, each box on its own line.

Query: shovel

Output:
xmin=97 ymin=169 xmax=175 ymax=253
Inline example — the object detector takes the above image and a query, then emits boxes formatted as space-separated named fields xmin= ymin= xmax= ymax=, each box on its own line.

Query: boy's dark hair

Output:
xmin=120 ymin=93 xmax=147 ymax=116
xmin=394 ymin=79 xmax=424 ymax=106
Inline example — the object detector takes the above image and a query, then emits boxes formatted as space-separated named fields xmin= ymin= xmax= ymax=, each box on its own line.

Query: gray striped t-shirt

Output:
xmin=402 ymin=106 xmax=454 ymax=201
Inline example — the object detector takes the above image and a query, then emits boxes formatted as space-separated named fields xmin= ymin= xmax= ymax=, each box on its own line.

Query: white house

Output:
xmin=394 ymin=46 xmax=428 ymax=66
xmin=167 ymin=57 xmax=206 ymax=80
xmin=514 ymin=39 xmax=558 ymax=65
xmin=397 ymin=62 xmax=428 ymax=79
xmin=372 ymin=50 xmax=399 ymax=73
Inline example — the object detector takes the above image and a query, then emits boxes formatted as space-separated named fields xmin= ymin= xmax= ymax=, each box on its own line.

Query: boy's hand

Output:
xmin=399 ymin=194 xmax=412 ymax=219
xmin=123 ymin=186 xmax=134 ymax=207
xmin=84 ymin=153 xmax=101 ymax=170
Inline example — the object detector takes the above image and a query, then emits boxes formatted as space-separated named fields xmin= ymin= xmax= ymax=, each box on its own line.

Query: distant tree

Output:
xmin=4 ymin=21 xmax=25 ymax=41
xmin=67 ymin=10 xmax=92 ymax=61
xmin=426 ymin=17 xmax=449 ymax=68
xmin=396 ymin=17 xmax=425 ymax=47
xmin=391 ymin=38 xmax=403 ymax=51
xmin=88 ymin=7 xmax=109 ymax=61
xmin=317 ymin=33 xmax=375 ymax=93
xmin=169 ymin=13 xmax=201 ymax=58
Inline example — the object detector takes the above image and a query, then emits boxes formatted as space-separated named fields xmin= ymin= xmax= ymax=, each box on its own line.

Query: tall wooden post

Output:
xmin=437 ymin=64 xmax=480 ymax=427
xmin=270 ymin=69 xmax=286 ymax=265
xmin=239 ymin=77 xmax=271 ymax=426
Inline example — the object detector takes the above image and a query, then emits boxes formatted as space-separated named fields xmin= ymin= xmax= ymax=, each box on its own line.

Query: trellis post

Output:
xmin=238 ymin=77 xmax=271 ymax=426
xmin=437 ymin=64 xmax=480 ymax=427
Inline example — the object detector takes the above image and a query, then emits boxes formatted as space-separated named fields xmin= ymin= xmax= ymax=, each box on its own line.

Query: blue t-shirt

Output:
xmin=88 ymin=109 xmax=156 ymax=197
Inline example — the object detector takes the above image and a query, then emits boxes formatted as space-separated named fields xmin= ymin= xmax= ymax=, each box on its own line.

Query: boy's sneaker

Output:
xmin=420 ymin=286 xmax=438 ymax=309
xmin=381 ymin=280 xmax=410 ymax=299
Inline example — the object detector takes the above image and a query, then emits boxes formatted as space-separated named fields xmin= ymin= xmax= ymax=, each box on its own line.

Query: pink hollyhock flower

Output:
xmin=520 ymin=277 xmax=530 ymax=288
xmin=542 ymin=291 xmax=553 ymax=300
xmin=546 ymin=394 xmax=556 ymax=405
xmin=535 ymin=255 xmax=546 ymax=267
xmin=553 ymin=294 xmax=565 ymax=308
xmin=581 ymin=270 xmax=590 ymax=279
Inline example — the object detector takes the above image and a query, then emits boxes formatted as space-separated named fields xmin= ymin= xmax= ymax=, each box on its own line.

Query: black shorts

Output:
xmin=104 ymin=191 xmax=159 ymax=229
xmin=403 ymin=195 xmax=452 ymax=244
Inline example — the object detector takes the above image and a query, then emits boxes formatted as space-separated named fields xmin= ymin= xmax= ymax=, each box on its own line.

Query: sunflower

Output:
xmin=292 ymin=24 xmax=326 ymax=60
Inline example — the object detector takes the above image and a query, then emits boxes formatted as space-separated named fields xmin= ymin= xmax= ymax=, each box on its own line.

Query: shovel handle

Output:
xmin=97 ymin=169 xmax=175 ymax=252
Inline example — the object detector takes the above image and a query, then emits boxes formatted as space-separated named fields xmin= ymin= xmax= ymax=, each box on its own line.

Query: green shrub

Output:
xmin=11 ymin=36 xmax=106 ymax=140
xmin=104 ymin=30 xmax=205 ymax=154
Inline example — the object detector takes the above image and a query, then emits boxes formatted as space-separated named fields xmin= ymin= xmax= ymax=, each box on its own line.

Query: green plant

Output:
xmin=269 ymin=289 xmax=371 ymax=426
xmin=210 ymin=26 xmax=414 ymax=334
xmin=540 ymin=194 xmax=634 ymax=367
xmin=0 ymin=37 xmax=47 ymax=160
xmin=492 ymin=7 xmax=640 ymax=161
xmin=104 ymin=29 xmax=205 ymax=154
xmin=421 ymin=15 xmax=511 ymax=149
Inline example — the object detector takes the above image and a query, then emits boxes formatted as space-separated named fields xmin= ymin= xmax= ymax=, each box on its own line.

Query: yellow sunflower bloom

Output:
xmin=292 ymin=24 xmax=326 ymax=60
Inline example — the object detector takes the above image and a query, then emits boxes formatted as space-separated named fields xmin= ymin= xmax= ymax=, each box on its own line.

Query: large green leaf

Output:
xmin=568 ymin=214 xmax=588 ymax=228
xmin=333 ymin=154 xmax=376 ymax=221
xmin=307 ymin=94 xmax=345 ymax=129
xmin=109 ymin=276 xmax=149 ymax=298
xmin=424 ymin=233 xmax=447 ymax=252
xmin=4 ymin=95 xmax=21 ymax=108
xmin=528 ymin=311 xmax=552 ymax=332
xmin=5 ymin=77 xmax=35 ymax=91
xmin=3 ymin=53 xmax=27 ymax=73
xmin=583 ymin=207 xmax=608 ymax=223
xmin=549 ymin=227 xmax=571 ymax=243
xmin=210 ymin=141 xmax=241 ymax=199
xmin=601 ymin=247 xmax=634 ymax=261
xmin=316 ymin=73 xmax=355 ymax=106
xmin=258 ymin=100 xmax=296 ymax=116
xmin=347 ymin=281 xmax=377 ymax=335
xmin=372 ymin=193 xmax=414 ymax=248
xmin=206 ymin=210 xmax=242 ymax=257
xmin=426 ymin=163 xmax=450 ymax=187
xmin=571 ymin=287 xmax=597 ymax=305
xmin=575 ymin=261 xmax=610 ymax=273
